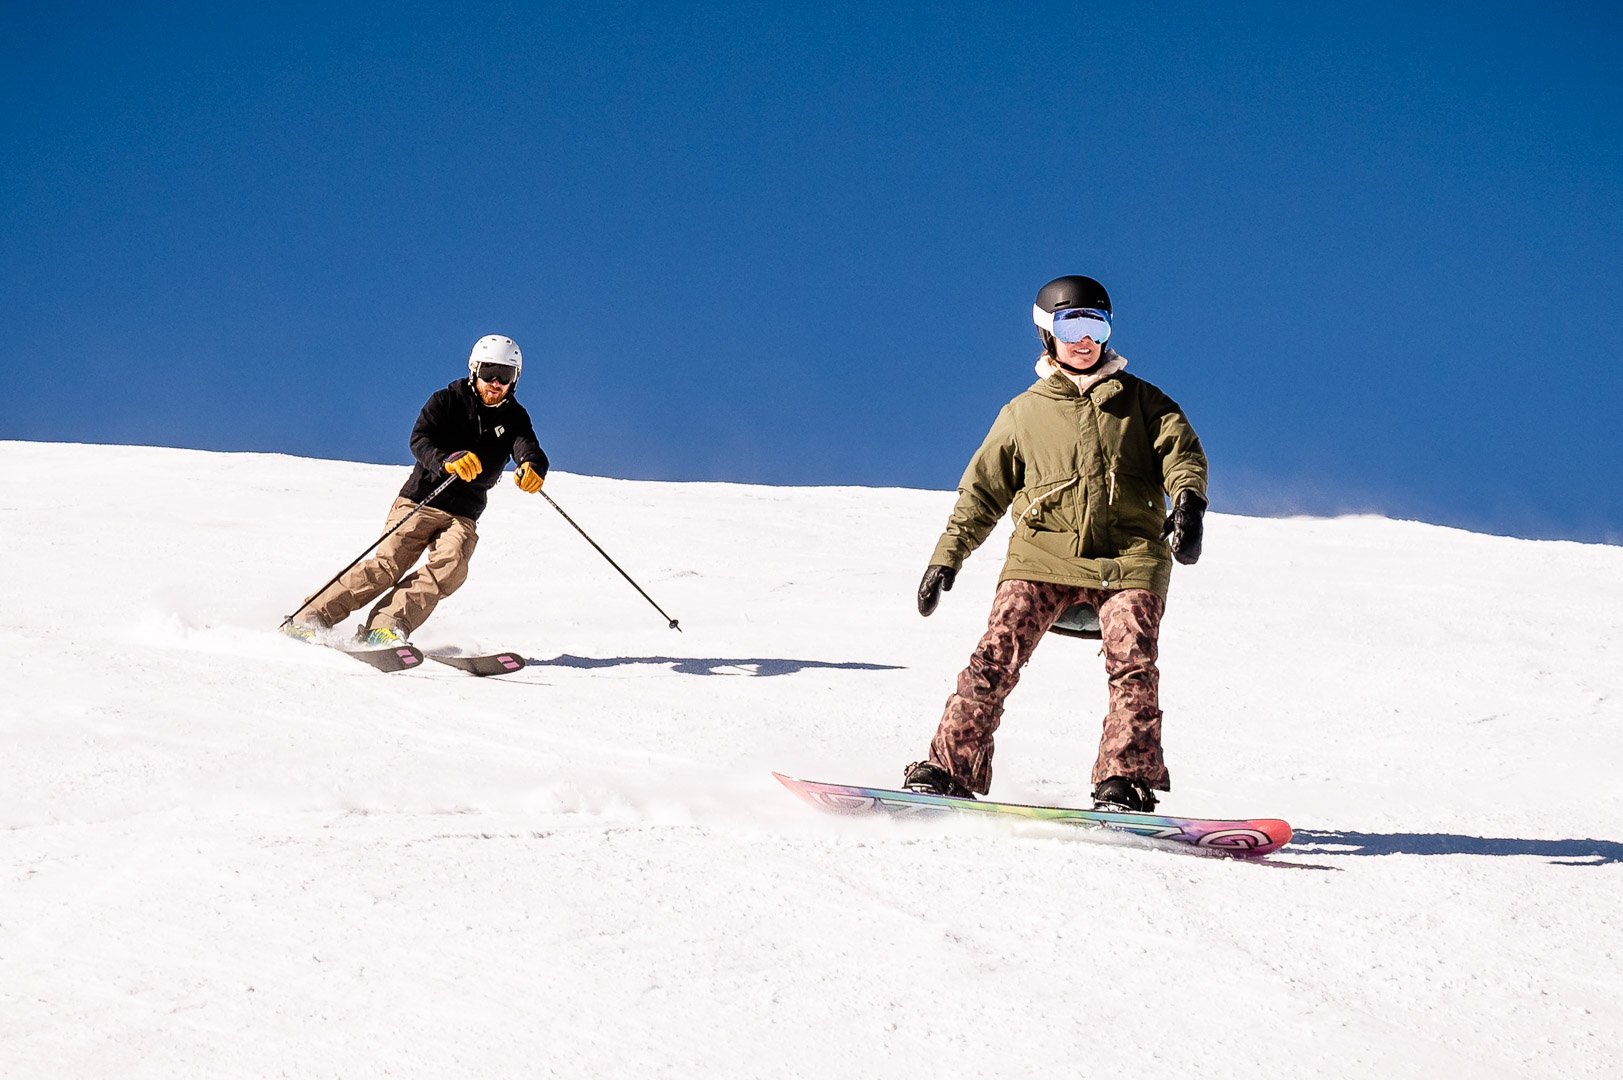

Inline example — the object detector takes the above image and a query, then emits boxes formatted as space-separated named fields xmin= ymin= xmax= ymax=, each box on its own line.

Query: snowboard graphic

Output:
xmin=773 ymin=772 xmax=1291 ymax=857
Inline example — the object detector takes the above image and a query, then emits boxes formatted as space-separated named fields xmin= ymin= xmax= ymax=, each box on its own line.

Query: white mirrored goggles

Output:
xmin=1033 ymin=304 xmax=1112 ymax=345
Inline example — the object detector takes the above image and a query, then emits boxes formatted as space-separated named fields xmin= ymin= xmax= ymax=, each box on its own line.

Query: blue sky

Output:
xmin=4 ymin=2 xmax=1620 ymax=543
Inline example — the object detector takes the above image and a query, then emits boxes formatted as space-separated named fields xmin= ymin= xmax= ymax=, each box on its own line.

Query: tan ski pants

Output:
xmin=300 ymin=497 xmax=479 ymax=636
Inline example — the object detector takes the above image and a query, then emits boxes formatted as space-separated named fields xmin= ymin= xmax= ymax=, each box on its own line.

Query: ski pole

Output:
xmin=539 ymin=489 xmax=682 ymax=631
xmin=280 ymin=471 xmax=460 ymax=627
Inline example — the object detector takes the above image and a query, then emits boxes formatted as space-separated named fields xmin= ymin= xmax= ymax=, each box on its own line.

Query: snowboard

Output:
xmin=772 ymin=772 xmax=1292 ymax=857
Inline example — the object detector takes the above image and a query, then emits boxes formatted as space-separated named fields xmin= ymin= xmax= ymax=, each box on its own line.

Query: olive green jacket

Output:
xmin=929 ymin=353 xmax=1208 ymax=599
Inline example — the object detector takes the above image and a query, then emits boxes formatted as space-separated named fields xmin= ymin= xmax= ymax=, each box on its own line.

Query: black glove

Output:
xmin=1160 ymin=490 xmax=1207 ymax=565
xmin=917 ymin=565 xmax=957 ymax=616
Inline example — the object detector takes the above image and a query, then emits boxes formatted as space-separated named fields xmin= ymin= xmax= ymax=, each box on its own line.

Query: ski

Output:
xmin=287 ymin=633 xmax=520 ymax=676
xmin=337 ymin=643 xmax=426 ymax=672
xmin=282 ymin=629 xmax=425 ymax=671
xmin=426 ymin=651 xmax=527 ymax=677
xmin=772 ymin=772 xmax=1292 ymax=857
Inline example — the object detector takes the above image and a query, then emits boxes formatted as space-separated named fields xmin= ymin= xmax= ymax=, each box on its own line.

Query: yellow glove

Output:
xmin=514 ymin=461 xmax=545 ymax=493
xmin=444 ymin=451 xmax=483 ymax=482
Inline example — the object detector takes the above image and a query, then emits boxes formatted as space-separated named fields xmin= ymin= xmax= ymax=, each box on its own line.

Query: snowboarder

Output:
xmin=905 ymin=276 xmax=1208 ymax=812
xmin=285 ymin=334 xmax=549 ymax=645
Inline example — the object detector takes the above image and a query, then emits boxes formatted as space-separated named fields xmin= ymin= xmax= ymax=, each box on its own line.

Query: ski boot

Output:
xmin=1092 ymin=776 xmax=1157 ymax=813
xmin=902 ymin=761 xmax=975 ymax=800
xmin=363 ymin=626 xmax=409 ymax=647
xmin=280 ymin=621 xmax=320 ymax=643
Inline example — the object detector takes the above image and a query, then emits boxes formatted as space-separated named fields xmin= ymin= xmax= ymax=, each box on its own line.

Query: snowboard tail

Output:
xmin=772 ymin=772 xmax=1291 ymax=857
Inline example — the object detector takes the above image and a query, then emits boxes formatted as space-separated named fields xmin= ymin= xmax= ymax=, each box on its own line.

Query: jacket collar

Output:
xmin=1034 ymin=349 xmax=1127 ymax=399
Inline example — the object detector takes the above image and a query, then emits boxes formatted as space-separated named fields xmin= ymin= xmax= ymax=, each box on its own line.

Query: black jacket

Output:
xmin=399 ymin=379 xmax=548 ymax=521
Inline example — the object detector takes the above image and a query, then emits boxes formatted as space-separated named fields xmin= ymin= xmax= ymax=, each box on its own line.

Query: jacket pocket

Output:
xmin=1014 ymin=477 xmax=1079 ymax=535
xmin=1109 ymin=470 xmax=1166 ymax=537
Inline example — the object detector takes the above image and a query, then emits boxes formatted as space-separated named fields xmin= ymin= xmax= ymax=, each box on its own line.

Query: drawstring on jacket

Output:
xmin=1016 ymin=477 xmax=1081 ymax=528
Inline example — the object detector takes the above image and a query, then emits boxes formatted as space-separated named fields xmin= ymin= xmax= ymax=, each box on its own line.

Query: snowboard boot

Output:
xmin=1092 ymin=776 xmax=1157 ymax=813
xmin=902 ymin=761 xmax=975 ymax=800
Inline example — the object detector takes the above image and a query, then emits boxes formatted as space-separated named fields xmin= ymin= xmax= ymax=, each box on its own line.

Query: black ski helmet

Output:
xmin=1035 ymin=275 xmax=1111 ymax=316
xmin=1034 ymin=275 xmax=1111 ymax=356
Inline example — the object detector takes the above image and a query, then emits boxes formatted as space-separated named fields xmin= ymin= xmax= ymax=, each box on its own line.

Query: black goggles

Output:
xmin=476 ymin=363 xmax=517 ymax=385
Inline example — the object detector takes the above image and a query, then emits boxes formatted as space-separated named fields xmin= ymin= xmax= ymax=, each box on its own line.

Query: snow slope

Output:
xmin=2 ymin=440 xmax=1620 ymax=1079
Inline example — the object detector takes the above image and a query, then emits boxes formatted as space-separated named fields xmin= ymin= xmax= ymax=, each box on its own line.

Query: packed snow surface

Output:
xmin=3 ymin=441 xmax=1620 ymax=1078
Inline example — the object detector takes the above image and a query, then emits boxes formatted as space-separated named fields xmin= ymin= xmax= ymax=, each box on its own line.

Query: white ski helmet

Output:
xmin=467 ymin=334 xmax=522 ymax=383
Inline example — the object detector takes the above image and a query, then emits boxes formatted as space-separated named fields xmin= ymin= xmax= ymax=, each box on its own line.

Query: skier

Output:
xmin=904 ymin=276 xmax=1208 ymax=812
xmin=285 ymin=335 xmax=549 ymax=645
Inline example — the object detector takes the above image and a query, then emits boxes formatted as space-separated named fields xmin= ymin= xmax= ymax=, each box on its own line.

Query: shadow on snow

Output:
xmin=527 ymin=653 xmax=905 ymax=677
xmin=1291 ymin=829 xmax=1623 ymax=865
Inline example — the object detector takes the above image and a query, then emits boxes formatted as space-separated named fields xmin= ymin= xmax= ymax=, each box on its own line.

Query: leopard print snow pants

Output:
xmin=927 ymin=578 xmax=1169 ymax=796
